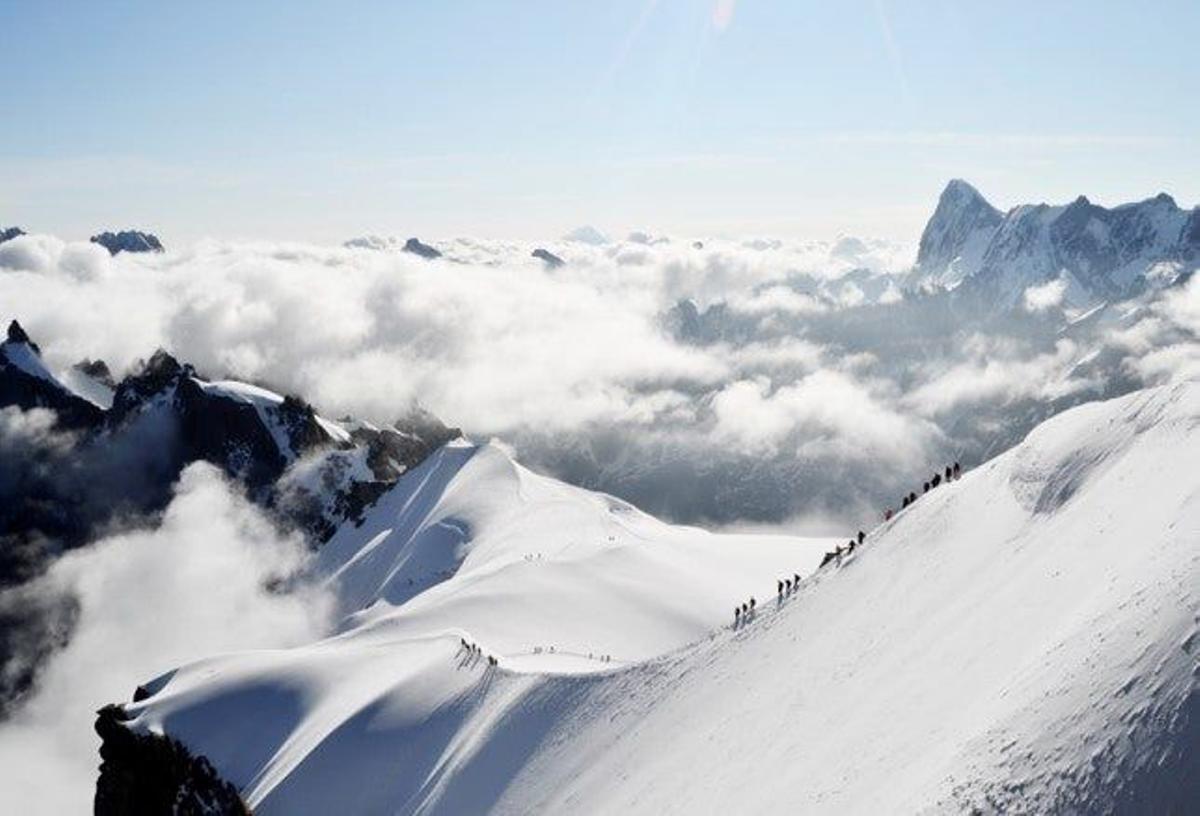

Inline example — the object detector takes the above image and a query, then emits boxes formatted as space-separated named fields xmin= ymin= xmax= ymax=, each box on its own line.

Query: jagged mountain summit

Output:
xmin=914 ymin=179 xmax=1003 ymax=290
xmin=89 ymin=230 xmax=164 ymax=255
xmin=0 ymin=320 xmax=459 ymax=577
xmin=100 ymin=381 xmax=1200 ymax=814
xmin=0 ymin=226 xmax=25 ymax=244
xmin=913 ymin=179 xmax=1199 ymax=309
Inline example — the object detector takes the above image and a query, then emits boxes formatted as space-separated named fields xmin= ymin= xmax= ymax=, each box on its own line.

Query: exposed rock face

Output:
xmin=95 ymin=704 xmax=250 ymax=816
xmin=0 ymin=226 xmax=25 ymax=244
xmin=283 ymin=408 xmax=461 ymax=540
xmin=532 ymin=247 xmax=565 ymax=269
xmin=90 ymin=230 xmax=164 ymax=255
xmin=914 ymin=180 xmax=1200 ymax=309
xmin=403 ymin=237 xmax=442 ymax=259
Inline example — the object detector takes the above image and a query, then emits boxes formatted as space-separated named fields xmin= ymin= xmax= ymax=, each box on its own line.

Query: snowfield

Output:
xmin=124 ymin=383 xmax=1199 ymax=814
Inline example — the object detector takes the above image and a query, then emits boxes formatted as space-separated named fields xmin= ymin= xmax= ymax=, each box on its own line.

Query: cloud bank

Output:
xmin=0 ymin=231 xmax=1195 ymax=531
xmin=0 ymin=463 xmax=332 ymax=814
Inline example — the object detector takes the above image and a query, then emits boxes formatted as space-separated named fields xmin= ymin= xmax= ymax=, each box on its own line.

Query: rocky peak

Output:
xmin=90 ymin=230 xmax=164 ymax=256
xmin=108 ymin=350 xmax=189 ymax=421
xmin=403 ymin=237 xmax=442 ymax=259
xmin=532 ymin=248 xmax=565 ymax=269
xmin=0 ymin=226 xmax=25 ymax=244
xmin=916 ymin=180 xmax=1003 ymax=280
xmin=6 ymin=319 xmax=37 ymax=351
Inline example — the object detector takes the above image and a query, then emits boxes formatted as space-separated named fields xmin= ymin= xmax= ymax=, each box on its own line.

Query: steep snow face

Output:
xmin=914 ymin=182 xmax=1199 ymax=309
xmin=123 ymin=383 xmax=1199 ymax=814
xmin=315 ymin=440 xmax=830 ymax=667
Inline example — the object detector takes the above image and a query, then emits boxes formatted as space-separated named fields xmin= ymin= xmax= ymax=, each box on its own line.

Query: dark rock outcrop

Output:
xmin=403 ymin=237 xmax=441 ymax=259
xmin=73 ymin=358 xmax=116 ymax=389
xmin=7 ymin=319 xmax=35 ymax=348
xmin=0 ymin=226 xmax=25 ymax=245
xmin=532 ymin=248 xmax=565 ymax=269
xmin=95 ymin=704 xmax=250 ymax=816
xmin=106 ymin=351 xmax=339 ymax=491
xmin=90 ymin=230 xmax=164 ymax=256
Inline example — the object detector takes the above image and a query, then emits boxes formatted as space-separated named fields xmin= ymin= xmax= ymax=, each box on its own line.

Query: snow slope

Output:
xmin=123 ymin=439 xmax=835 ymax=812
xmin=123 ymin=384 xmax=1199 ymax=813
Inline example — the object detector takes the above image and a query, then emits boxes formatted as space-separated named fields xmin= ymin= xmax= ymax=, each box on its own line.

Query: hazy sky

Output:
xmin=2 ymin=0 xmax=1197 ymax=244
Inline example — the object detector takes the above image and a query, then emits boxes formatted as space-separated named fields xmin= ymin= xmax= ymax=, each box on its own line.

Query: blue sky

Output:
xmin=2 ymin=0 xmax=1197 ymax=243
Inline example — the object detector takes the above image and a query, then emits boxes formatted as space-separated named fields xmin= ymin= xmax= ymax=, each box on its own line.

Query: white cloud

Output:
xmin=904 ymin=339 xmax=1089 ymax=417
xmin=0 ymin=229 xmax=1192 ymax=532
xmin=1023 ymin=277 xmax=1068 ymax=312
xmin=711 ymin=370 xmax=936 ymax=464
xmin=0 ymin=464 xmax=332 ymax=814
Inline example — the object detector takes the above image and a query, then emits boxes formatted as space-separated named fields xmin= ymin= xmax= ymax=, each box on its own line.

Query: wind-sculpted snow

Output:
xmin=114 ymin=382 xmax=1199 ymax=812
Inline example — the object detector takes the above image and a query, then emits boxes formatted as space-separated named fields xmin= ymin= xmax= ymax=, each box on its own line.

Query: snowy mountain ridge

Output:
xmin=0 ymin=320 xmax=458 ymax=577
xmin=104 ymin=380 xmax=1200 ymax=814
xmin=914 ymin=180 xmax=1199 ymax=309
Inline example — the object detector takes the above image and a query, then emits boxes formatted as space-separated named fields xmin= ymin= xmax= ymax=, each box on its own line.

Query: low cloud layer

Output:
xmin=1 ymin=231 xmax=1196 ymax=531
xmin=0 ymin=464 xmax=332 ymax=813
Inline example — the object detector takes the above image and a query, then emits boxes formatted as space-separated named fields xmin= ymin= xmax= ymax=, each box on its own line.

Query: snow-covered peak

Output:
xmin=913 ymin=181 xmax=1200 ymax=310
xmin=914 ymin=179 xmax=1003 ymax=289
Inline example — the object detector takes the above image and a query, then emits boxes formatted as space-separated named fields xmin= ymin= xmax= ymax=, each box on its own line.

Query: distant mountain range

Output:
xmin=0 ymin=227 xmax=164 ymax=254
xmin=913 ymin=179 xmax=1198 ymax=309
